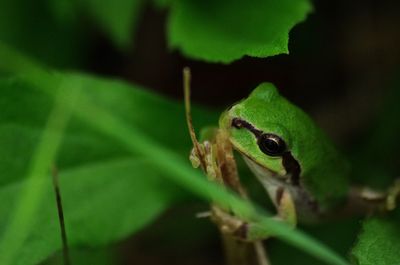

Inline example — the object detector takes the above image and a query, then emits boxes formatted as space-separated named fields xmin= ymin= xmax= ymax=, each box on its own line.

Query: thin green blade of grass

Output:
xmin=0 ymin=84 xmax=78 ymax=265
xmin=0 ymin=43 xmax=349 ymax=265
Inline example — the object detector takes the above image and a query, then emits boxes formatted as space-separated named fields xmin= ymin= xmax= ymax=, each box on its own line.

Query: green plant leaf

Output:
xmin=0 ymin=0 xmax=89 ymax=68
xmin=0 ymin=87 xmax=76 ymax=265
xmin=166 ymin=0 xmax=312 ymax=63
xmin=0 ymin=158 xmax=174 ymax=265
xmin=0 ymin=0 xmax=145 ymax=66
xmin=0 ymin=68 xmax=217 ymax=264
xmin=352 ymin=218 xmax=400 ymax=265
xmin=44 ymin=247 xmax=116 ymax=265
xmin=0 ymin=74 xmax=218 ymax=186
xmin=80 ymin=0 xmax=145 ymax=48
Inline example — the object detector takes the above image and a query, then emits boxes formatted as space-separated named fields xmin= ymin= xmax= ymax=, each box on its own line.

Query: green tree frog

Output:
xmin=219 ymin=83 xmax=351 ymax=222
xmin=186 ymin=73 xmax=399 ymax=243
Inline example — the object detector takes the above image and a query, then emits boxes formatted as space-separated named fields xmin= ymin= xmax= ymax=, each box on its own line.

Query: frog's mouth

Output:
xmin=235 ymin=146 xmax=301 ymax=185
xmin=239 ymin=151 xmax=287 ymax=182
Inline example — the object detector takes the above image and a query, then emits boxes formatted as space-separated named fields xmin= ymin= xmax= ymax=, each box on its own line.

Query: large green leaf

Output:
xmin=0 ymin=0 xmax=88 ymax=68
xmin=166 ymin=0 xmax=312 ymax=63
xmin=0 ymin=0 xmax=145 ymax=67
xmin=0 ymin=158 xmax=173 ymax=265
xmin=44 ymin=247 xmax=116 ymax=265
xmin=351 ymin=218 xmax=400 ymax=265
xmin=0 ymin=73 xmax=217 ymax=265
xmin=0 ymin=75 xmax=218 ymax=186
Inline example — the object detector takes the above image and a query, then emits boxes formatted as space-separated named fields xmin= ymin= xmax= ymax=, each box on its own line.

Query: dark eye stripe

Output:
xmin=231 ymin=118 xmax=262 ymax=137
xmin=232 ymin=118 xmax=286 ymax=155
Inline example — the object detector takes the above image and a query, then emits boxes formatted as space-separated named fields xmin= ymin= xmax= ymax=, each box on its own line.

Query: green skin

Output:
xmin=219 ymin=83 xmax=350 ymax=221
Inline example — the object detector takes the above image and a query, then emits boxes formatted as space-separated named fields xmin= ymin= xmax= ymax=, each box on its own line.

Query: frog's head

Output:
xmin=220 ymin=83 xmax=350 ymax=209
xmin=219 ymin=83 xmax=315 ymax=185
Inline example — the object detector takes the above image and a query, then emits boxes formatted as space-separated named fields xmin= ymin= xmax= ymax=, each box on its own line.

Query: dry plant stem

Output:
xmin=184 ymin=67 xmax=206 ymax=171
xmin=183 ymin=67 xmax=270 ymax=265
xmin=52 ymin=166 xmax=71 ymax=265
xmin=254 ymin=241 xmax=270 ymax=265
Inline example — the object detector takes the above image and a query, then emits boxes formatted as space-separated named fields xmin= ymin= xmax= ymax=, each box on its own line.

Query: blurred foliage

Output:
xmin=45 ymin=247 xmax=117 ymax=265
xmin=352 ymin=218 xmax=400 ymax=265
xmin=79 ymin=0 xmax=145 ymax=48
xmin=0 ymin=72 xmax=216 ymax=264
xmin=0 ymin=74 xmax=217 ymax=186
xmin=0 ymin=0 xmax=89 ymax=68
xmin=0 ymin=0 xmax=312 ymax=65
xmin=0 ymin=0 xmax=399 ymax=265
xmin=0 ymin=158 xmax=175 ymax=265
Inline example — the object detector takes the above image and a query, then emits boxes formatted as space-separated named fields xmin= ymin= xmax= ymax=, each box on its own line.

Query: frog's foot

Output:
xmin=386 ymin=179 xmax=400 ymax=211
xmin=210 ymin=206 xmax=291 ymax=242
xmin=189 ymin=140 xmax=220 ymax=182
xmin=210 ymin=189 xmax=297 ymax=242
xmin=245 ymin=187 xmax=297 ymax=241
xmin=210 ymin=206 xmax=247 ymax=239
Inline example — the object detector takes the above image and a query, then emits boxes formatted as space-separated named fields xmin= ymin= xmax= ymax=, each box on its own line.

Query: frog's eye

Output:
xmin=257 ymin=133 xmax=286 ymax=156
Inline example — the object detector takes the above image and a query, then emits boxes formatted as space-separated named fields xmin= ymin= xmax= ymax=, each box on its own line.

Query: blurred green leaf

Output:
xmin=351 ymin=218 xmax=400 ymax=265
xmin=0 ymin=158 xmax=174 ymax=265
xmin=0 ymin=87 xmax=76 ymax=265
xmin=0 ymin=0 xmax=145 ymax=66
xmin=0 ymin=0 xmax=89 ymax=68
xmin=166 ymin=0 xmax=312 ymax=63
xmin=0 ymin=70 xmax=216 ymax=264
xmin=0 ymin=74 xmax=217 ymax=186
xmin=44 ymin=247 xmax=116 ymax=265
xmin=80 ymin=0 xmax=145 ymax=48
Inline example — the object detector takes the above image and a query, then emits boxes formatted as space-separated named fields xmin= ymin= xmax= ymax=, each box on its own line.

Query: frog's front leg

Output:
xmin=328 ymin=181 xmax=400 ymax=220
xmin=211 ymin=187 xmax=297 ymax=241
xmin=386 ymin=179 xmax=400 ymax=211
xmin=274 ymin=186 xmax=297 ymax=227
